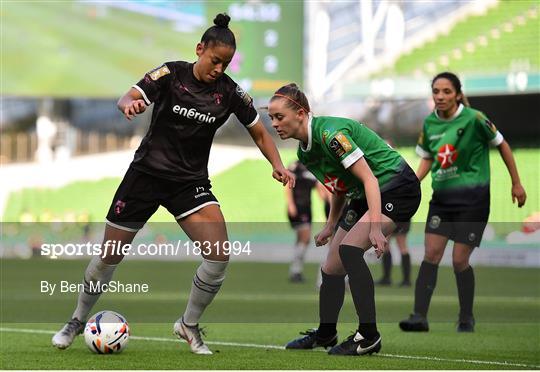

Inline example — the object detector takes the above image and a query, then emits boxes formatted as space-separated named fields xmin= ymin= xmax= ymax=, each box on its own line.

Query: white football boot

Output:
xmin=52 ymin=318 xmax=85 ymax=349
xmin=173 ymin=317 xmax=212 ymax=355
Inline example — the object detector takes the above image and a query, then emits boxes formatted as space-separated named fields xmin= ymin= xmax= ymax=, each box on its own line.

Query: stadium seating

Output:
xmin=383 ymin=1 xmax=539 ymax=77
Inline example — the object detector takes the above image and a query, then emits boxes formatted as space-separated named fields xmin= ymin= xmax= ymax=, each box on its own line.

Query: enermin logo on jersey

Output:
xmin=172 ymin=105 xmax=217 ymax=124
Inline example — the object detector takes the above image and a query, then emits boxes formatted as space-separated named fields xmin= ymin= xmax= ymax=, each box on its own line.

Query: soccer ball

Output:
xmin=84 ymin=310 xmax=130 ymax=354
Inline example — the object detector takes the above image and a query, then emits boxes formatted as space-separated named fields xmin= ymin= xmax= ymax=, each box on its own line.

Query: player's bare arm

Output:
xmin=497 ymin=140 xmax=527 ymax=207
xmin=348 ymin=157 xmax=388 ymax=257
xmin=117 ymin=87 xmax=146 ymax=121
xmin=247 ymin=120 xmax=296 ymax=188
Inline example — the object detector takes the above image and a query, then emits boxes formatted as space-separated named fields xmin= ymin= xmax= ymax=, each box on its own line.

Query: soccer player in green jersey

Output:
xmin=268 ymin=83 xmax=421 ymax=356
xmin=399 ymin=72 xmax=527 ymax=333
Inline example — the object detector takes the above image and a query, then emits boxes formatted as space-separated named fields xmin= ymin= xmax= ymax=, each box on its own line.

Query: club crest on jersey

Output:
xmin=148 ymin=64 xmax=170 ymax=81
xmin=322 ymin=130 xmax=330 ymax=144
xmin=344 ymin=210 xmax=358 ymax=226
xmin=213 ymin=92 xmax=223 ymax=105
xmin=235 ymin=85 xmax=253 ymax=106
xmin=329 ymin=133 xmax=352 ymax=158
xmin=114 ymin=200 xmax=126 ymax=215
xmin=457 ymin=128 xmax=464 ymax=136
xmin=437 ymin=144 xmax=458 ymax=169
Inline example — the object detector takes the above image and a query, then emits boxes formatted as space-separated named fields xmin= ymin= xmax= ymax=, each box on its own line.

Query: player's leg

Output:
xmin=173 ymin=203 xmax=228 ymax=355
xmin=452 ymin=243 xmax=476 ymax=332
xmin=400 ymin=204 xmax=452 ymax=332
xmin=396 ymin=222 xmax=411 ymax=286
xmin=399 ymin=232 xmax=448 ymax=331
xmin=52 ymin=167 xmax=156 ymax=349
xmin=289 ymin=224 xmax=311 ymax=283
xmin=328 ymin=211 xmax=396 ymax=356
xmin=286 ymin=198 xmax=377 ymax=351
xmin=450 ymin=206 xmax=488 ymax=332
xmin=52 ymin=225 xmax=137 ymax=349
xmin=376 ymin=241 xmax=393 ymax=285
xmin=285 ymin=227 xmax=348 ymax=350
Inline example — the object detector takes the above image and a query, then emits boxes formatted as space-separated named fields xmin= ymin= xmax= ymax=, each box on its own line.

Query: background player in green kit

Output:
xmin=399 ymin=72 xmax=527 ymax=333
xmin=268 ymin=83 xmax=421 ymax=356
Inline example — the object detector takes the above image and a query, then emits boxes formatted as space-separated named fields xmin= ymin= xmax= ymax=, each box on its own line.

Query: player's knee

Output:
xmin=423 ymin=249 xmax=443 ymax=265
xmin=197 ymin=258 xmax=228 ymax=285
xmin=321 ymin=262 xmax=346 ymax=276
xmin=452 ymin=258 xmax=470 ymax=272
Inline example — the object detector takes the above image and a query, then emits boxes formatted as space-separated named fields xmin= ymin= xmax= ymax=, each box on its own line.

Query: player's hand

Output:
xmin=123 ymin=99 xmax=147 ymax=121
xmin=369 ymin=228 xmax=388 ymax=259
xmin=315 ymin=224 xmax=334 ymax=246
xmin=512 ymin=183 xmax=526 ymax=208
xmin=273 ymin=167 xmax=296 ymax=188
xmin=288 ymin=204 xmax=298 ymax=217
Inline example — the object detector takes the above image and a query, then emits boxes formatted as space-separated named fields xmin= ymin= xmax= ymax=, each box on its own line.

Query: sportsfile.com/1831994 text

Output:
xmin=40 ymin=240 xmax=252 ymax=259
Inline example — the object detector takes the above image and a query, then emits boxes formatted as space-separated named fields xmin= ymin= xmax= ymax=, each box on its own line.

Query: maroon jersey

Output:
xmin=131 ymin=61 xmax=258 ymax=181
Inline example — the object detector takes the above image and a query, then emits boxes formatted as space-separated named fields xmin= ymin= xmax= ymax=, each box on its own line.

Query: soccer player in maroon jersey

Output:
xmin=52 ymin=13 xmax=294 ymax=355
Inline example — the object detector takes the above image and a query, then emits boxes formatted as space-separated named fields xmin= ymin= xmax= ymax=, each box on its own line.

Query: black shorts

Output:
xmin=105 ymin=166 xmax=219 ymax=232
xmin=425 ymin=202 xmax=490 ymax=247
xmin=394 ymin=220 xmax=411 ymax=235
xmin=288 ymin=204 xmax=312 ymax=229
xmin=338 ymin=180 xmax=421 ymax=232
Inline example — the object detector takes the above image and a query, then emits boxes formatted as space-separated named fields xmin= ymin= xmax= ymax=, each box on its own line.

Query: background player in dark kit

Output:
xmin=400 ymin=72 xmax=526 ymax=333
xmin=268 ymin=83 xmax=421 ymax=356
xmin=376 ymin=221 xmax=412 ymax=287
xmin=52 ymin=14 xmax=294 ymax=355
xmin=286 ymin=160 xmax=330 ymax=283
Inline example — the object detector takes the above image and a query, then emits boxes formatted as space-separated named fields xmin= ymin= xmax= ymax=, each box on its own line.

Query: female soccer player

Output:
xmin=286 ymin=160 xmax=330 ymax=283
xmin=268 ymin=83 xmax=421 ymax=356
xmin=52 ymin=13 xmax=294 ymax=354
xmin=399 ymin=72 xmax=526 ymax=333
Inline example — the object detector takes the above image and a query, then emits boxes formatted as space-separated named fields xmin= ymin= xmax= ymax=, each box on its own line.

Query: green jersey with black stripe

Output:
xmin=297 ymin=115 xmax=406 ymax=200
xmin=416 ymin=104 xmax=504 ymax=207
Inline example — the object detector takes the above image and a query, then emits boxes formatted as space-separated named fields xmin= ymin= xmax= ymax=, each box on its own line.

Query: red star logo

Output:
xmin=323 ymin=175 xmax=347 ymax=194
xmin=437 ymin=144 xmax=458 ymax=169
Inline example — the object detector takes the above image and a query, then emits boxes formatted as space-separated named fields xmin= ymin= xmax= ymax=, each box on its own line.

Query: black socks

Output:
xmin=317 ymin=269 xmax=346 ymax=339
xmin=413 ymin=261 xmax=439 ymax=317
xmin=339 ymin=244 xmax=378 ymax=339
xmin=401 ymin=253 xmax=411 ymax=283
xmin=455 ymin=266 xmax=475 ymax=319
xmin=381 ymin=251 xmax=392 ymax=281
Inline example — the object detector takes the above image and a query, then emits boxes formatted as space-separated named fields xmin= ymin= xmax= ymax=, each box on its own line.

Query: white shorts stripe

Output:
xmin=105 ymin=219 xmax=140 ymax=233
xmin=175 ymin=201 xmax=220 ymax=220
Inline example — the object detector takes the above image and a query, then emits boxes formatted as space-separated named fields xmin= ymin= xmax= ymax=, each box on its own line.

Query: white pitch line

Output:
xmin=1 ymin=327 xmax=538 ymax=369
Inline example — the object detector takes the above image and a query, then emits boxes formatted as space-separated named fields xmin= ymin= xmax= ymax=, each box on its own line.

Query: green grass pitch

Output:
xmin=1 ymin=259 xmax=539 ymax=369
